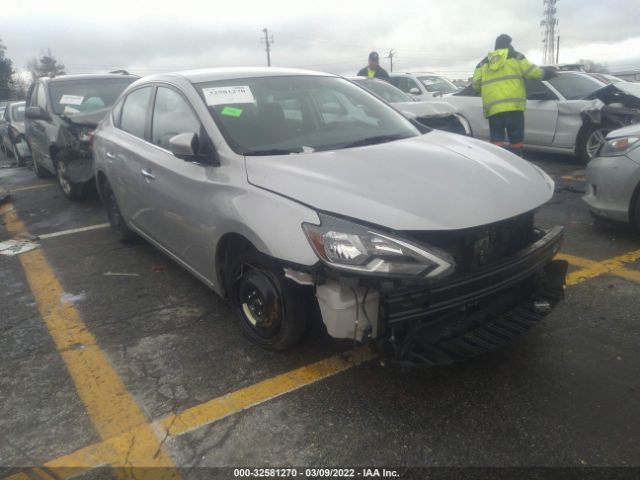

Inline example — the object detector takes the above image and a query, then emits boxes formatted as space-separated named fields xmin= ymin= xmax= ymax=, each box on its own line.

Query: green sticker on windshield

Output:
xmin=221 ymin=106 xmax=243 ymax=117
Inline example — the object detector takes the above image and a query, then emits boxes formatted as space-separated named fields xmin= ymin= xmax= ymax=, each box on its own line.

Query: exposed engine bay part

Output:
xmin=316 ymin=280 xmax=380 ymax=342
xmin=283 ymin=268 xmax=314 ymax=286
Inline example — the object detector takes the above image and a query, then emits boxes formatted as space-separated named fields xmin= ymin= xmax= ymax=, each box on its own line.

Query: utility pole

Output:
xmin=386 ymin=49 xmax=395 ymax=72
xmin=262 ymin=28 xmax=274 ymax=67
xmin=556 ymin=35 xmax=560 ymax=64
xmin=540 ymin=0 xmax=559 ymax=64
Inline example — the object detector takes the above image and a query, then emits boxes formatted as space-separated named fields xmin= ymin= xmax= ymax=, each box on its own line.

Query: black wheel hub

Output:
xmin=237 ymin=269 xmax=282 ymax=338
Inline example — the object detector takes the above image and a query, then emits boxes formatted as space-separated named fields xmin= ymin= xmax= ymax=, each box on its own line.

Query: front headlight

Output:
xmin=599 ymin=136 xmax=640 ymax=157
xmin=302 ymin=214 xmax=455 ymax=279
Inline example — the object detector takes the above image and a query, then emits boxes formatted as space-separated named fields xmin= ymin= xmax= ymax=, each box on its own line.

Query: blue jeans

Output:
xmin=488 ymin=111 xmax=525 ymax=157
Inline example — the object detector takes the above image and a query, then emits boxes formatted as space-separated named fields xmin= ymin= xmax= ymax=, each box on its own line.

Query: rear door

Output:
xmin=105 ymin=86 xmax=155 ymax=229
xmin=523 ymin=78 xmax=559 ymax=145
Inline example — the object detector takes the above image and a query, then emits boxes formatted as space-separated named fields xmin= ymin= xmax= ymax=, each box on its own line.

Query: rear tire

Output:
xmin=101 ymin=179 xmax=137 ymax=243
xmin=32 ymin=154 xmax=52 ymax=179
xmin=56 ymin=160 xmax=91 ymax=200
xmin=577 ymin=124 xmax=611 ymax=165
xmin=12 ymin=139 xmax=26 ymax=167
xmin=226 ymin=247 xmax=309 ymax=351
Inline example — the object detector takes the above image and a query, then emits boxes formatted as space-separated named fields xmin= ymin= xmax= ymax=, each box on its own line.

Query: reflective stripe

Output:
xmin=480 ymin=75 xmax=522 ymax=86
xmin=523 ymin=65 xmax=536 ymax=76
xmin=483 ymin=97 xmax=526 ymax=113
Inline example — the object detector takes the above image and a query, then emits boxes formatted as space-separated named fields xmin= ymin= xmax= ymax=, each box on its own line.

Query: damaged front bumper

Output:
xmin=313 ymin=226 xmax=567 ymax=366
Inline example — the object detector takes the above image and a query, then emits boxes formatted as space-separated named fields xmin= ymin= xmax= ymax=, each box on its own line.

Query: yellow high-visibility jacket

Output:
xmin=472 ymin=48 xmax=545 ymax=118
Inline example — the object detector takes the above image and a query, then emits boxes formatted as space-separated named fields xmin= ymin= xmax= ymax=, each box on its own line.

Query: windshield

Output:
xmin=196 ymin=75 xmax=419 ymax=155
xmin=352 ymin=78 xmax=413 ymax=103
xmin=49 ymin=78 xmax=136 ymax=115
xmin=418 ymin=75 xmax=458 ymax=95
xmin=11 ymin=104 xmax=25 ymax=122
xmin=547 ymin=73 xmax=606 ymax=100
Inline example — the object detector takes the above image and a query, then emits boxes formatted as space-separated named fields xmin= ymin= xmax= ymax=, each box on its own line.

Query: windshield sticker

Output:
xmin=221 ymin=106 xmax=243 ymax=117
xmin=203 ymin=86 xmax=255 ymax=106
xmin=59 ymin=94 xmax=84 ymax=105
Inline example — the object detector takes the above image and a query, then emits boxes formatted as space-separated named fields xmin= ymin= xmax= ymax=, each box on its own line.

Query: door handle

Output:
xmin=105 ymin=151 xmax=115 ymax=159
xmin=140 ymin=169 xmax=155 ymax=180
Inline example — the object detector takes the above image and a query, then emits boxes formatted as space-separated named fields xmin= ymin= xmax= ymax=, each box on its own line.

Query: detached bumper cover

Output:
xmin=380 ymin=226 xmax=567 ymax=366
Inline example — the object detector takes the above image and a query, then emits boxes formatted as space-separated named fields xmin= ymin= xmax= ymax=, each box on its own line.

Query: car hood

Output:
xmin=584 ymin=83 xmax=640 ymax=108
xmin=606 ymin=123 xmax=640 ymax=139
xmin=393 ymin=101 xmax=458 ymax=119
xmin=245 ymin=131 xmax=554 ymax=231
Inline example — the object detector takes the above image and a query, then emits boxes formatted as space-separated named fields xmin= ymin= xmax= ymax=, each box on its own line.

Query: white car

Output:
xmin=389 ymin=72 xmax=460 ymax=99
xmin=350 ymin=77 xmax=470 ymax=135
xmin=438 ymin=71 xmax=640 ymax=164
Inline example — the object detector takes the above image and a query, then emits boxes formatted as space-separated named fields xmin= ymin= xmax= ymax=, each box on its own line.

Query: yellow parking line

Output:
xmin=24 ymin=347 xmax=377 ymax=477
xmin=0 ymin=203 xmax=180 ymax=479
xmin=160 ymin=346 xmax=376 ymax=436
xmin=8 ymin=183 xmax=56 ymax=193
xmin=560 ymin=250 xmax=640 ymax=286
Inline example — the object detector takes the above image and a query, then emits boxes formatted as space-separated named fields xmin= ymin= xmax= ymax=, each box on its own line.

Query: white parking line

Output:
xmin=37 ymin=223 xmax=110 ymax=240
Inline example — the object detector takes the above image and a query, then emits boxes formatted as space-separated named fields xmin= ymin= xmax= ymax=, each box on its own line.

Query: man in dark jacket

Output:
xmin=357 ymin=51 xmax=390 ymax=81
xmin=473 ymin=34 xmax=554 ymax=157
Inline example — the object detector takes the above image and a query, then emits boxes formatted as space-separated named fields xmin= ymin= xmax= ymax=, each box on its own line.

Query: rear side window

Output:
xmin=120 ymin=87 xmax=152 ymax=139
xmin=151 ymin=87 xmax=201 ymax=150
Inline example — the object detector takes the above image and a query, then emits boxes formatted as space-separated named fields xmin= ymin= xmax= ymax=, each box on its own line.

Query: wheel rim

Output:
xmin=236 ymin=268 xmax=283 ymax=339
xmin=586 ymin=128 xmax=610 ymax=160
xmin=57 ymin=162 xmax=72 ymax=195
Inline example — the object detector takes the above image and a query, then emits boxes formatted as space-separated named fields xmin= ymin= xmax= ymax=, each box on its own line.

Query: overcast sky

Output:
xmin=2 ymin=0 xmax=640 ymax=80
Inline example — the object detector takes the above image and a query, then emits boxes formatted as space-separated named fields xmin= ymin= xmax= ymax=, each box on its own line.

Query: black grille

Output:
xmin=403 ymin=211 xmax=536 ymax=273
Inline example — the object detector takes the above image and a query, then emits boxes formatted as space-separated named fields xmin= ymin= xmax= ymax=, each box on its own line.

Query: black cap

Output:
xmin=368 ymin=51 xmax=380 ymax=62
xmin=495 ymin=34 xmax=512 ymax=50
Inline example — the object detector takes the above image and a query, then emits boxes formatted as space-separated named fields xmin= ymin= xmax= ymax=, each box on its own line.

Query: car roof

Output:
xmin=43 ymin=73 xmax=139 ymax=83
xmin=390 ymin=72 xmax=440 ymax=76
xmin=142 ymin=67 xmax=336 ymax=84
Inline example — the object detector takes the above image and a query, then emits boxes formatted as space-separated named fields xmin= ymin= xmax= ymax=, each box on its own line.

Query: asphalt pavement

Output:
xmin=0 ymin=148 xmax=639 ymax=479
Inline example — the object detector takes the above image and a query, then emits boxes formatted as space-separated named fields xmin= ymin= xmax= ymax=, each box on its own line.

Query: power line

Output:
xmin=261 ymin=27 xmax=274 ymax=67
xmin=386 ymin=49 xmax=395 ymax=72
xmin=541 ymin=0 xmax=559 ymax=64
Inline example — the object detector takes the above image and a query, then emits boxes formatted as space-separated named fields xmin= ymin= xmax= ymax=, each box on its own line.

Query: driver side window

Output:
xmin=152 ymin=87 xmax=201 ymax=150
xmin=524 ymin=79 xmax=557 ymax=100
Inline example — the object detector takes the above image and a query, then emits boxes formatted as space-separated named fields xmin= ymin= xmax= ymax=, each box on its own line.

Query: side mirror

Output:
xmin=25 ymin=106 xmax=47 ymax=120
xmin=169 ymin=132 xmax=220 ymax=166
xmin=169 ymin=132 xmax=199 ymax=158
xmin=409 ymin=87 xmax=421 ymax=95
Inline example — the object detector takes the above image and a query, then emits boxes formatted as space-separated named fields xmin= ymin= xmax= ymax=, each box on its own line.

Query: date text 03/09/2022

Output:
xmin=233 ymin=468 xmax=401 ymax=478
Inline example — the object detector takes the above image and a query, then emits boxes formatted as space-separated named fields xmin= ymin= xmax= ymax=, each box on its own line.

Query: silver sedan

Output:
xmin=584 ymin=123 xmax=640 ymax=227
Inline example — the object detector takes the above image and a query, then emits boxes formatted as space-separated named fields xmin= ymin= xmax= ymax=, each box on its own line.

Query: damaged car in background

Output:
xmin=93 ymin=68 xmax=567 ymax=366
xmin=350 ymin=77 xmax=470 ymax=135
xmin=0 ymin=101 xmax=31 ymax=166
xmin=25 ymin=72 xmax=138 ymax=199
xmin=440 ymin=71 xmax=640 ymax=164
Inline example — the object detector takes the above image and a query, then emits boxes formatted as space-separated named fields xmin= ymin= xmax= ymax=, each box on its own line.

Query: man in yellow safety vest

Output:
xmin=357 ymin=51 xmax=390 ymax=81
xmin=473 ymin=34 xmax=555 ymax=157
